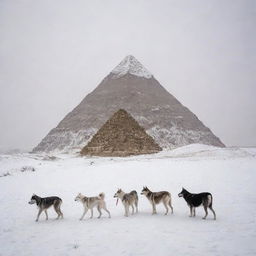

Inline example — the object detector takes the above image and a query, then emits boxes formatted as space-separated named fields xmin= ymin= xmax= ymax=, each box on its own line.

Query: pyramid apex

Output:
xmin=111 ymin=55 xmax=152 ymax=79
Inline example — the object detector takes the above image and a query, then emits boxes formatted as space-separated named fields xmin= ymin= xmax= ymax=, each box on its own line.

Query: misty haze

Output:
xmin=0 ymin=1 xmax=255 ymax=256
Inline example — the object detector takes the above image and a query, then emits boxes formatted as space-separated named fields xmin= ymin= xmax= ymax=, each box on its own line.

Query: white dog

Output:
xmin=74 ymin=192 xmax=111 ymax=220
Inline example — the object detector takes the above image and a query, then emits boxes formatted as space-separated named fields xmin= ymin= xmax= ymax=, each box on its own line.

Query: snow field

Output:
xmin=0 ymin=145 xmax=256 ymax=256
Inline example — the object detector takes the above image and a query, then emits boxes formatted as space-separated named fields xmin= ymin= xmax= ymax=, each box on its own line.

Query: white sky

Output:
xmin=0 ymin=0 xmax=255 ymax=151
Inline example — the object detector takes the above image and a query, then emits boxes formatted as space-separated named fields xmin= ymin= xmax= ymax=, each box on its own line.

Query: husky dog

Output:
xmin=114 ymin=189 xmax=138 ymax=217
xmin=141 ymin=186 xmax=173 ymax=215
xmin=74 ymin=192 xmax=111 ymax=220
xmin=178 ymin=188 xmax=216 ymax=220
xmin=28 ymin=194 xmax=63 ymax=222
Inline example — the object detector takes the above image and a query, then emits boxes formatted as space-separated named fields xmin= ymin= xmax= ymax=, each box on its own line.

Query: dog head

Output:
xmin=74 ymin=193 xmax=83 ymax=202
xmin=141 ymin=186 xmax=150 ymax=195
xmin=178 ymin=187 xmax=187 ymax=197
xmin=114 ymin=189 xmax=122 ymax=198
xmin=28 ymin=194 xmax=38 ymax=204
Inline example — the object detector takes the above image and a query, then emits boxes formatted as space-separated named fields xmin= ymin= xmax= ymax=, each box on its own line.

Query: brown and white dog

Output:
xmin=114 ymin=189 xmax=138 ymax=217
xmin=141 ymin=186 xmax=173 ymax=215
xmin=74 ymin=192 xmax=111 ymax=220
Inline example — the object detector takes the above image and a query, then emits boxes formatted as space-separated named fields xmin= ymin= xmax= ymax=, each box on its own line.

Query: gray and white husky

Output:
xmin=28 ymin=194 xmax=63 ymax=222
xmin=74 ymin=192 xmax=111 ymax=220
xmin=141 ymin=186 xmax=173 ymax=215
xmin=114 ymin=189 xmax=138 ymax=217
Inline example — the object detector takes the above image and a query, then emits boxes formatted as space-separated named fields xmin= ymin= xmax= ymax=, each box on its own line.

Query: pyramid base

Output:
xmin=81 ymin=148 xmax=161 ymax=157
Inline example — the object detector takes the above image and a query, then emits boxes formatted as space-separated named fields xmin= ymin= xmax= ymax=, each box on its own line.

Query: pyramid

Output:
xmin=81 ymin=109 xmax=162 ymax=156
xmin=33 ymin=55 xmax=224 ymax=153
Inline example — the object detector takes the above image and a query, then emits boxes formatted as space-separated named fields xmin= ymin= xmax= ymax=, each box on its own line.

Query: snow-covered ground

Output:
xmin=0 ymin=144 xmax=256 ymax=256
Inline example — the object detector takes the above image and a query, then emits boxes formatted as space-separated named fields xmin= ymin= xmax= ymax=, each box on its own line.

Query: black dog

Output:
xmin=28 ymin=194 xmax=63 ymax=221
xmin=178 ymin=188 xmax=216 ymax=220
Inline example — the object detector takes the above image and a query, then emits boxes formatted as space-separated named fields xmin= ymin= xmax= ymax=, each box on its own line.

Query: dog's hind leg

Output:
xmin=163 ymin=201 xmax=169 ymax=215
xmin=168 ymin=199 xmax=174 ymax=214
xmin=202 ymin=204 xmax=208 ymax=219
xmin=58 ymin=203 xmax=64 ymax=219
xmin=54 ymin=202 xmax=63 ymax=219
xmin=97 ymin=206 xmax=102 ymax=219
xmin=44 ymin=210 xmax=48 ymax=220
xmin=57 ymin=207 xmax=63 ymax=219
xmin=208 ymin=195 xmax=216 ymax=220
xmin=36 ymin=209 xmax=43 ymax=222
xmin=209 ymin=206 xmax=216 ymax=220
xmin=102 ymin=203 xmax=111 ymax=218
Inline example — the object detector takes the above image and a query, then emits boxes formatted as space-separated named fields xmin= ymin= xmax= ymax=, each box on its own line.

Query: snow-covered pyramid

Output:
xmin=33 ymin=55 xmax=224 ymax=153
xmin=81 ymin=109 xmax=162 ymax=157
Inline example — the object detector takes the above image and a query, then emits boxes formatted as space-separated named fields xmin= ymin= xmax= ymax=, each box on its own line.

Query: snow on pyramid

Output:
xmin=81 ymin=109 xmax=162 ymax=156
xmin=111 ymin=55 xmax=152 ymax=79
xmin=33 ymin=55 xmax=224 ymax=153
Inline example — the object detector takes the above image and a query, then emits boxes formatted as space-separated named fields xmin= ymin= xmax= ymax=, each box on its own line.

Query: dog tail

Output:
xmin=98 ymin=192 xmax=105 ymax=200
xmin=131 ymin=190 xmax=138 ymax=200
xmin=135 ymin=191 xmax=138 ymax=201
xmin=208 ymin=194 xmax=213 ymax=207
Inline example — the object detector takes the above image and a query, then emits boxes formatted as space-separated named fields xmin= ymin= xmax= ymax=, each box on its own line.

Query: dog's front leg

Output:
xmin=80 ymin=208 xmax=88 ymax=221
xmin=90 ymin=209 xmax=93 ymax=219
xmin=152 ymin=203 xmax=157 ymax=215
xmin=125 ymin=205 xmax=129 ymax=217
xmin=189 ymin=206 xmax=193 ymax=217
xmin=36 ymin=209 xmax=43 ymax=222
